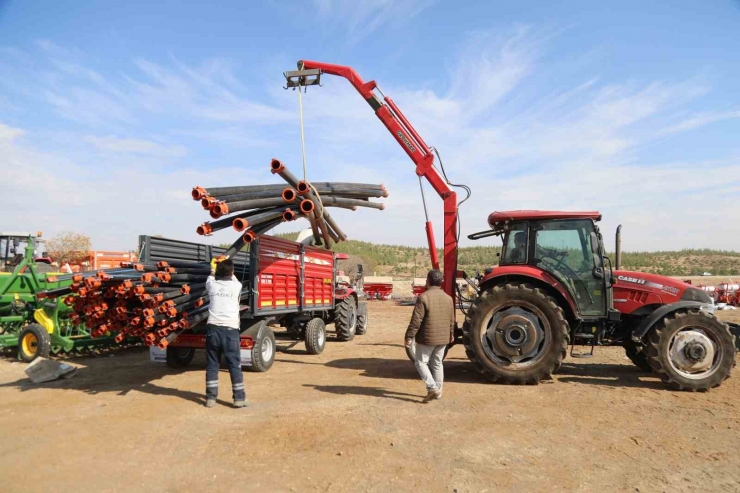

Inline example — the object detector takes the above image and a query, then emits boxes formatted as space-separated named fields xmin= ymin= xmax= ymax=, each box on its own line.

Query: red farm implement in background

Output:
xmin=363 ymin=276 xmax=393 ymax=300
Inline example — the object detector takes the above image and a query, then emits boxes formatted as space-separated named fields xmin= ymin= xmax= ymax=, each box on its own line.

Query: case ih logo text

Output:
xmin=396 ymin=131 xmax=416 ymax=153
xmin=617 ymin=275 xmax=646 ymax=285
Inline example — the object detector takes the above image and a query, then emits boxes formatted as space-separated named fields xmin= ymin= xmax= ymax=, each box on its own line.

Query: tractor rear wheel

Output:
xmin=646 ymin=309 xmax=736 ymax=391
xmin=462 ymin=283 xmax=569 ymax=385
xmin=624 ymin=340 xmax=653 ymax=373
xmin=356 ymin=303 xmax=368 ymax=335
xmin=334 ymin=298 xmax=357 ymax=342
xmin=305 ymin=318 xmax=326 ymax=355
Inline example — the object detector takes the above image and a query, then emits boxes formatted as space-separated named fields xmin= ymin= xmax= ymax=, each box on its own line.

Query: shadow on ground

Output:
xmin=0 ymin=349 xmax=239 ymax=406
xmin=323 ymin=357 xmax=490 ymax=384
xmin=556 ymin=362 xmax=667 ymax=390
xmin=304 ymin=384 xmax=421 ymax=403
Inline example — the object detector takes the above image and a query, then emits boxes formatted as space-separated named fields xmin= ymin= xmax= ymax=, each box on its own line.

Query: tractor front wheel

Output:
xmin=18 ymin=324 xmax=51 ymax=362
xmin=462 ymin=283 xmax=569 ymax=385
xmin=646 ymin=309 xmax=736 ymax=391
xmin=624 ymin=340 xmax=653 ymax=373
xmin=356 ymin=303 xmax=368 ymax=336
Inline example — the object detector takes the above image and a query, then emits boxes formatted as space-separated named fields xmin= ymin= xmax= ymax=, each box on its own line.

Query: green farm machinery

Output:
xmin=0 ymin=233 xmax=130 ymax=361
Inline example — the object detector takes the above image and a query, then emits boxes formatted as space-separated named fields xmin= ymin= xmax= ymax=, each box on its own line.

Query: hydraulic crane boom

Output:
xmin=285 ymin=60 xmax=460 ymax=302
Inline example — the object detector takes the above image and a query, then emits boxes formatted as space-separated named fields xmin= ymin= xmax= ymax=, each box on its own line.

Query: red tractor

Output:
xmin=284 ymin=61 xmax=739 ymax=391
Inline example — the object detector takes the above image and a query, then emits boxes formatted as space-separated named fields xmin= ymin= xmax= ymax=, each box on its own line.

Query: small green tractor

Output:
xmin=0 ymin=232 xmax=122 ymax=361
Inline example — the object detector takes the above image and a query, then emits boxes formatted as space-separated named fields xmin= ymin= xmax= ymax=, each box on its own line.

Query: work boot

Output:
xmin=422 ymin=389 xmax=441 ymax=403
xmin=233 ymin=400 xmax=248 ymax=408
xmin=205 ymin=399 xmax=216 ymax=408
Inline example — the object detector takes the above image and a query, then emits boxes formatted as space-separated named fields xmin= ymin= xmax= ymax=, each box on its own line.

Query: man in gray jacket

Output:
xmin=205 ymin=258 xmax=246 ymax=409
xmin=405 ymin=269 xmax=454 ymax=403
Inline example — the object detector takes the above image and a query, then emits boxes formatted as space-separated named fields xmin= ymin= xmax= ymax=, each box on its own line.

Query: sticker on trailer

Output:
xmin=150 ymin=346 xmax=167 ymax=363
xmin=240 ymin=348 xmax=253 ymax=366
xmin=305 ymin=256 xmax=332 ymax=266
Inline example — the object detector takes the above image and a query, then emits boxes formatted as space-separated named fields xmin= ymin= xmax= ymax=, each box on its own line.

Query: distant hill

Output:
xmin=274 ymin=232 xmax=740 ymax=278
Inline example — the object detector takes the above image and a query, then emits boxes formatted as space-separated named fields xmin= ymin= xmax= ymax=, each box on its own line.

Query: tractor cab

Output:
xmin=0 ymin=232 xmax=50 ymax=273
xmin=472 ymin=211 xmax=612 ymax=320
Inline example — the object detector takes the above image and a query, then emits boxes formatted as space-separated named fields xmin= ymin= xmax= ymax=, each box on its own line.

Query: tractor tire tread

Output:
xmin=334 ymin=298 xmax=356 ymax=342
xmin=645 ymin=308 xmax=736 ymax=391
xmin=462 ymin=282 xmax=568 ymax=385
xmin=305 ymin=318 xmax=326 ymax=355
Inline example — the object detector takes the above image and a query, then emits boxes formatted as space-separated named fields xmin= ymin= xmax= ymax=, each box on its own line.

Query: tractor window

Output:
xmin=501 ymin=223 xmax=528 ymax=265
xmin=534 ymin=220 xmax=605 ymax=317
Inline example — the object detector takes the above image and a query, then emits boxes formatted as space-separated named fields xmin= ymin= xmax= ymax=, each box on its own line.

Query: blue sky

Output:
xmin=1 ymin=0 xmax=739 ymax=252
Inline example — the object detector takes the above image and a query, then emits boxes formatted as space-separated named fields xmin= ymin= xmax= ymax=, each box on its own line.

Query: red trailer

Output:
xmin=141 ymin=235 xmax=368 ymax=372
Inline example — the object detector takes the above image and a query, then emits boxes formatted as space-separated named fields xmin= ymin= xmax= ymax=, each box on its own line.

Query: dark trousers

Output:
xmin=205 ymin=325 xmax=245 ymax=401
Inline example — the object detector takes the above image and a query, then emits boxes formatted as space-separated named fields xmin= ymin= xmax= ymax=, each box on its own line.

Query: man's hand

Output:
xmin=210 ymin=255 xmax=225 ymax=273
xmin=449 ymin=333 xmax=455 ymax=344
xmin=404 ymin=338 xmax=413 ymax=348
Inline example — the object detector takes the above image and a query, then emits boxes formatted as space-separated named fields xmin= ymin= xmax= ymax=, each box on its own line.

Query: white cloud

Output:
xmin=660 ymin=110 xmax=740 ymax=135
xmin=314 ymin=0 xmax=436 ymax=43
xmin=84 ymin=135 xmax=188 ymax=158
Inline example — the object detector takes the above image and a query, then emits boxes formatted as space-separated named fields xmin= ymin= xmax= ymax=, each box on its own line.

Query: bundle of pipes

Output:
xmin=191 ymin=159 xmax=387 ymax=251
xmin=45 ymin=261 xmax=247 ymax=350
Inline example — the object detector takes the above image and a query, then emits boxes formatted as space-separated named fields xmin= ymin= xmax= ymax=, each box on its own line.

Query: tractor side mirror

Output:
xmin=590 ymin=232 xmax=601 ymax=254
xmin=592 ymin=252 xmax=604 ymax=279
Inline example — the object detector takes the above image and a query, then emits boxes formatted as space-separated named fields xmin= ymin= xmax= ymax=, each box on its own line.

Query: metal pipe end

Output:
xmin=166 ymin=307 xmax=177 ymax=318
xmin=233 ymin=217 xmax=249 ymax=232
xmin=270 ymin=158 xmax=285 ymax=174
xmin=157 ymin=339 xmax=170 ymax=349
xmin=243 ymin=230 xmax=258 ymax=243
xmin=201 ymin=197 xmax=218 ymax=210
xmin=197 ymin=223 xmax=213 ymax=236
xmin=212 ymin=202 xmax=229 ymax=217
xmin=379 ymin=203 xmax=385 ymax=210
xmin=283 ymin=209 xmax=296 ymax=221
xmin=300 ymin=199 xmax=315 ymax=214
xmin=297 ymin=181 xmax=311 ymax=195
xmin=282 ymin=187 xmax=297 ymax=202
xmin=192 ymin=187 xmax=208 ymax=201
xmin=180 ymin=285 xmax=191 ymax=294
xmin=157 ymin=261 xmax=169 ymax=269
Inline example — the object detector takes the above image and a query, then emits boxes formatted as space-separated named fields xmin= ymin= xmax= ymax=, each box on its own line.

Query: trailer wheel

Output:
xmin=624 ymin=340 xmax=653 ymax=373
xmin=305 ymin=318 xmax=326 ymax=355
xmin=356 ymin=303 xmax=368 ymax=336
xmin=334 ymin=297 xmax=357 ymax=341
xmin=166 ymin=347 xmax=195 ymax=368
xmin=646 ymin=309 xmax=736 ymax=391
xmin=462 ymin=283 xmax=569 ymax=385
xmin=248 ymin=327 xmax=276 ymax=372
xmin=18 ymin=324 xmax=51 ymax=362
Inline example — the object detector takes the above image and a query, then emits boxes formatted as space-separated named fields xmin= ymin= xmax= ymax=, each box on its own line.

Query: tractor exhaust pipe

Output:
xmin=615 ymin=224 xmax=622 ymax=270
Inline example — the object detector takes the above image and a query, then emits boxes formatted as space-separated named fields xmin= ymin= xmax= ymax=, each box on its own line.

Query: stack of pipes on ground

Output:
xmin=43 ymin=262 xmax=248 ymax=349
xmin=192 ymin=159 xmax=387 ymax=253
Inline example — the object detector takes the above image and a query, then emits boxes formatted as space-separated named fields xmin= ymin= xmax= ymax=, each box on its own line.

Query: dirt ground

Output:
xmin=1 ymin=303 xmax=739 ymax=493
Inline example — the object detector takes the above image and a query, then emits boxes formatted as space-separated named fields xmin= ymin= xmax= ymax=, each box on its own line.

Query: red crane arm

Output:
xmin=296 ymin=60 xmax=459 ymax=300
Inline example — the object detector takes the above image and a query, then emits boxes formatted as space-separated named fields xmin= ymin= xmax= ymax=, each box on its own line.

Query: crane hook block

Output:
xmin=284 ymin=69 xmax=322 ymax=89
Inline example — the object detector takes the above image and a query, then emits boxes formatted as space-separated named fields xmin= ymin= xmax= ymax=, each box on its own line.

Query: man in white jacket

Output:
xmin=205 ymin=258 xmax=246 ymax=408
